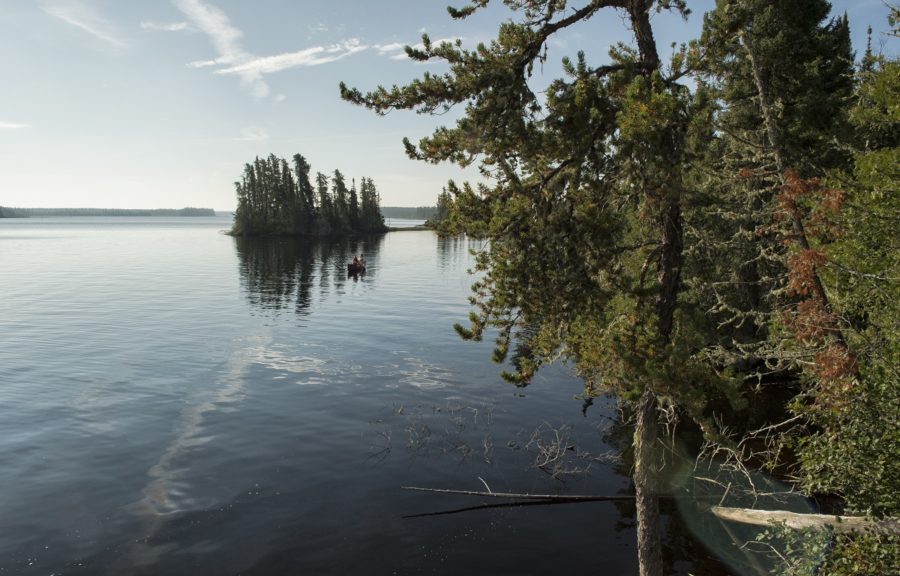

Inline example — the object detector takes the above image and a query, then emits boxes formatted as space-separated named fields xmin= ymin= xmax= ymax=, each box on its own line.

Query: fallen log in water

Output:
xmin=711 ymin=506 xmax=900 ymax=534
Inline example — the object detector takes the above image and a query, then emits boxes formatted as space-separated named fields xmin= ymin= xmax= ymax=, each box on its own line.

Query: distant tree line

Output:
xmin=0 ymin=207 xmax=215 ymax=217
xmin=231 ymin=153 xmax=387 ymax=236
xmin=380 ymin=206 xmax=436 ymax=220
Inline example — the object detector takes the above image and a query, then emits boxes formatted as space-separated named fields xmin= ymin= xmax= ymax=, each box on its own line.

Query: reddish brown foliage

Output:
xmin=777 ymin=170 xmax=818 ymax=216
xmin=775 ymin=170 xmax=846 ymax=241
xmin=777 ymin=170 xmax=856 ymax=409
xmin=787 ymin=249 xmax=827 ymax=297
xmin=819 ymin=187 xmax=847 ymax=214
xmin=783 ymin=296 xmax=834 ymax=343
xmin=812 ymin=345 xmax=857 ymax=383
xmin=810 ymin=345 xmax=857 ymax=411
xmin=807 ymin=188 xmax=847 ymax=239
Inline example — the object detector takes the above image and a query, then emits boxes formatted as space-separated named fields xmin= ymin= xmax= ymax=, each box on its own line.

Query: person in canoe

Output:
xmin=348 ymin=256 xmax=365 ymax=274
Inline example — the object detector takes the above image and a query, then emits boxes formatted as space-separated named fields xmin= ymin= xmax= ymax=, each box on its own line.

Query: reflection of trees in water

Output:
xmin=436 ymin=235 xmax=485 ymax=270
xmin=235 ymin=235 xmax=385 ymax=315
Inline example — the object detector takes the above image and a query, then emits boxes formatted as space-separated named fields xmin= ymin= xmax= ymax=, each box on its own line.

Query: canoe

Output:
xmin=348 ymin=262 xmax=366 ymax=274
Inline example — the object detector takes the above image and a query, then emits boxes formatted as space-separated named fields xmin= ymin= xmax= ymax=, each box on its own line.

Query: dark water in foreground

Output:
xmin=0 ymin=217 xmax=731 ymax=575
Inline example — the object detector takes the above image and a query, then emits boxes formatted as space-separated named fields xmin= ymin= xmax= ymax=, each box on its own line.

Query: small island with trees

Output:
xmin=230 ymin=152 xmax=387 ymax=236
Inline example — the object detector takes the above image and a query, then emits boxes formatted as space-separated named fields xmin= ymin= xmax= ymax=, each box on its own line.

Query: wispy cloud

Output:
xmin=173 ymin=0 xmax=369 ymax=99
xmin=0 ymin=122 xmax=30 ymax=130
xmin=173 ymin=0 xmax=269 ymax=97
xmin=172 ymin=0 xmax=242 ymax=64
xmin=375 ymin=42 xmax=405 ymax=55
xmin=234 ymin=127 xmax=269 ymax=141
xmin=217 ymin=40 xmax=366 ymax=76
xmin=186 ymin=58 xmax=222 ymax=68
xmin=40 ymin=0 xmax=126 ymax=50
xmin=140 ymin=21 xmax=189 ymax=32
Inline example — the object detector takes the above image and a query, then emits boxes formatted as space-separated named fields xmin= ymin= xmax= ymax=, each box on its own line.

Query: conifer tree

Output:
xmin=293 ymin=153 xmax=316 ymax=223
xmin=349 ymin=177 xmax=360 ymax=228
xmin=685 ymin=5 xmax=897 ymax=571
xmin=316 ymin=171 xmax=332 ymax=228
xmin=692 ymin=0 xmax=858 ymax=440
xmin=342 ymin=2 xmax=725 ymax=573
xmin=358 ymin=176 xmax=387 ymax=232
xmin=331 ymin=169 xmax=349 ymax=231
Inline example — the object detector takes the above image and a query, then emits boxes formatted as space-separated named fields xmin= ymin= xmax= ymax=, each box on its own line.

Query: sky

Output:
xmin=0 ymin=0 xmax=896 ymax=211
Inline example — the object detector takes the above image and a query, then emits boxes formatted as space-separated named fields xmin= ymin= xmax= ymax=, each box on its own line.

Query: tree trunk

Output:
xmin=656 ymin=191 xmax=684 ymax=338
xmin=626 ymin=5 xmax=682 ymax=575
xmin=634 ymin=388 xmax=664 ymax=576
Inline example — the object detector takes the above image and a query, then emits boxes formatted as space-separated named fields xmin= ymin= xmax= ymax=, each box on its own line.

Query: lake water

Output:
xmin=0 ymin=216 xmax=729 ymax=575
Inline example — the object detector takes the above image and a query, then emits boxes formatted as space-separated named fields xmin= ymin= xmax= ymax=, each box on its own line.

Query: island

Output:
xmin=230 ymin=153 xmax=387 ymax=236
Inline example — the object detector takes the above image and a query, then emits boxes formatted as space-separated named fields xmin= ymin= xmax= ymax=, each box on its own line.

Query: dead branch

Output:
xmin=401 ymin=486 xmax=634 ymax=501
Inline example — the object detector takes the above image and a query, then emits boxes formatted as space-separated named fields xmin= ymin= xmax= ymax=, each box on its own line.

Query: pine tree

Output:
xmin=358 ymin=176 xmax=387 ymax=232
xmin=293 ymin=153 xmax=316 ymax=224
xmin=331 ymin=169 xmax=349 ymax=231
xmin=349 ymin=177 xmax=360 ymax=228
xmin=316 ymin=171 xmax=332 ymax=229
xmin=342 ymin=3 xmax=724 ymax=573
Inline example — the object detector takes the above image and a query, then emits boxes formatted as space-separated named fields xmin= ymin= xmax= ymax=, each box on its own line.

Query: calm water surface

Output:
xmin=0 ymin=216 xmax=727 ymax=575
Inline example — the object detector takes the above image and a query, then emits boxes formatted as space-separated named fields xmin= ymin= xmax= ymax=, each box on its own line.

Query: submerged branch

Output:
xmin=403 ymin=498 xmax=587 ymax=519
xmin=401 ymin=485 xmax=634 ymax=501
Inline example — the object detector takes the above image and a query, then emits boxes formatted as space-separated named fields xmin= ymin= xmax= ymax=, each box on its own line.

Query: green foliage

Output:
xmin=756 ymin=524 xmax=900 ymax=576
xmin=792 ymin=54 xmax=900 ymax=518
xmin=424 ymin=188 xmax=455 ymax=233
xmin=701 ymin=0 xmax=855 ymax=173
xmin=818 ymin=532 xmax=900 ymax=576
xmin=796 ymin=374 xmax=900 ymax=516
xmin=343 ymin=0 xmax=747 ymax=434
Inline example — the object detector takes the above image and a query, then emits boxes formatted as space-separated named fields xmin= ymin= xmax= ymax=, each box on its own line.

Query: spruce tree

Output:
xmin=316 ymin=171 xmax=332 ymax=230
xmin=358 ymin=176 xmax=387 ymax=232
xmin=293 ymin=153 xmax=316 ymax=224
xmin=693 ymin=0 xmax=859 ymax=436
xmin=349 ymin=177 xmax=360 ymax=228
xmin=331 ymin=169 xmax=349 ymax=231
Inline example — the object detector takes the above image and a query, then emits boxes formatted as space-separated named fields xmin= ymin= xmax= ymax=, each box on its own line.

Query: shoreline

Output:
xmin=386 ymin=225 xmax=430 ymax=232
xmin=225 ymin=225 xmax=432 ymax=237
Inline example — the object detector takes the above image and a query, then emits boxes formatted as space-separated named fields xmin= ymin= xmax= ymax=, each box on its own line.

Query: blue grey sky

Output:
xmin=1 ymin=0 xmax=895 ymax=210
